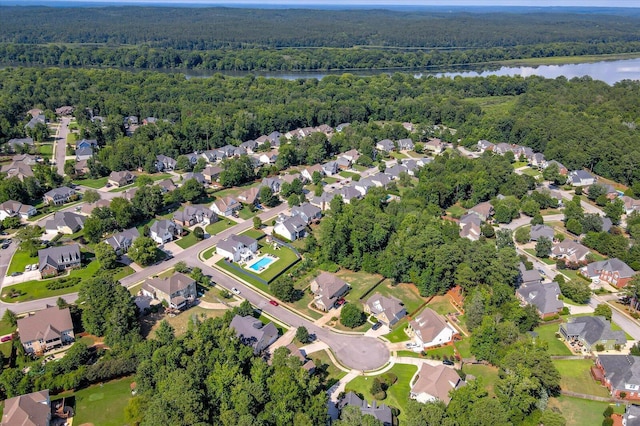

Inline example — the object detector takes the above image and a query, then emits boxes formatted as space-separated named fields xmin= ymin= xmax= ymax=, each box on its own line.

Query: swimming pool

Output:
xmin=248 ymin=256 xmax=275 ymax=272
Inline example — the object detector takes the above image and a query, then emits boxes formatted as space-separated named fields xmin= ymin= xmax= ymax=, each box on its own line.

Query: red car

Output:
xmin=1 ymin=335 xmax=12 ymax=343
xmin=336 ymin=298 xmax=346 ymax=306
xmin=269 ymin=300 xmax=279 ymax=307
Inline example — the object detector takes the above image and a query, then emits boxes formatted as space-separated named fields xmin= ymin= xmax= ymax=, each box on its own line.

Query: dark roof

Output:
xmin=38 ymin=244 xmax=81 ymax=271
xmin=338 ymin=391 xmax=393 ymax=426
xmin=561 ymin=316 xmax=627 ymax=346
xmin=516 ymin=282 xmax=563 ymax=316
xmin=584 ymin=258 xmax=636 ymax=279
xmin=599 ymin=355 xmax=640 ymax=393
xmin=530 ymin=224 xmax=555 ymax=241
xmin=1 ymin=390 xmax=50 ymax=426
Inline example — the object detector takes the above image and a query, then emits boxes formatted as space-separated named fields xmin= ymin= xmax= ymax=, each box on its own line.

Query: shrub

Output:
xmin=340 ymin=304 xmax=366 ymax=328
xmin=382 ymin=373 xmax=398 ymax=387
xmin=602 ymin=418 xmax=613 ymax=426
xmin=603 ymin=406 xmax=614 ymax=417
xmin=560 ymin=307 xmax=570 ymax=315
xmin=621 ymin=392 xmax=627 ymax=399
xmin=45 ymin=277 xmax=81 ymax=290
xmin=595 ymin=344 xmax=605 ymax=352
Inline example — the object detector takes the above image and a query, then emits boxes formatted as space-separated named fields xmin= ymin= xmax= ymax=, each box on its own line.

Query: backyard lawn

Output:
xmin=38 ymin=143 xmax=53 ymax=157
xmin=548 ymin=396 xmax=623 ymax=426
xmin=72 ymin=176 xmax=108 ymax=189
xmin=445 ymin=204 xmax=467 ymax=219
xmin=461 ymin=364 xmax=500 ymax=397
xmin=533 ymin=322 xmax=572 ymax=356
xmin=372 ymin=281 xmax=426 ymax=316
xmin=345 ymin=363 xmax=417 ymax=421
xmin=425 ymin=296 xmax=458 ymax=316
xmin=205 ymin=217 xmax=236 ymax=236
xmin=552 ymin=359 xmax=609 ymax=397
xmin=6 ymin=248 xmax=38 ymax=276
xmin=455 ymin=337 xmax=472 ymax=359
xmin=54 ymin=377 xmax=134 ymax=426
xmin=335 ymin=269 xmax=384 ymax=302
xmin=149 ymin=306 xmax=228 ymax=338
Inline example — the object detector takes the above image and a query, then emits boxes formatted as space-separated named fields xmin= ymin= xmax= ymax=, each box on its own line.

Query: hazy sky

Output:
xmin=38 ymin=0 xmax=640 ymax=6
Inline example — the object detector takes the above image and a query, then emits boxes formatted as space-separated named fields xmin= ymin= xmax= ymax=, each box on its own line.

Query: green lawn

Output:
xmin=512 ymin=161 xmax=528 ymax=168
xmin=548 ymin=396 xmax=623 ymax=426
xmin=345 ymin=363 xmax=417 ymax=422
xmin=54 ymin=377 xmax=134 ymax=426
xmin=0 ymin=319 xmax=16 ymax=337
xmin=445 ymin=204 xmax=467 ymax=219
xmin=112 ymin=265 xmax=135 ymax=281
xmin=237 ymin=205 xmax=257 ymax=220
xmin=323 ymin=177 xmax=339 ymax=184
xmin=287 ymin=286 xmax=323 ymax=320
xmin=372 ymin=281 xmax=426 ymax=317
xmin=253 ymin=243 xmax=300 ymax=282
xmin=38 ymin=144 xmax=53 ymax=157
xmin=1 ymin=259 xmax=100 ymax=303
xmin=339 ymin=171 xmax=360 ymax=179
xmin=424 ymin=344 xmax=455 ymax=359
xmin=425 ymin=297 xmax=457 ymax=316
xmin=202 ymin=246 xmax=216 ymax=260
xmin=461 ymin=364 xmax=500 ymax=397
xmin=206 ymin=218 xmax=236 ymax=235
xmin=454 ymin=338 xmax=472 ymax=359
xmin=335 ymin=269 xmax=384 ymax=303
xmin=552 ymin=359 xmax=608 ymax=397
xmin=524 ymin=249 xmax=556 ymax=265
xmin=533 ymin=322 xmax=572 ymax=356
xmin=6 ymin=248 xmax=38 ymax=276
xmin=521 ymin=167 xmax=542 ymax=178
xmin=309 ymin=349 xmax=347 ymax=384
xmin=175 ymin=230 xmax=200 ymax=249
xmin=390 ymin=152 xmax=408 ymax=160
xmin=73 ymin=176 xmax=108 ymax=189
xmin=385 ymin=323 xmax=409 ymax=343
xmin=240 ymin=228 xmax=266 ymax=240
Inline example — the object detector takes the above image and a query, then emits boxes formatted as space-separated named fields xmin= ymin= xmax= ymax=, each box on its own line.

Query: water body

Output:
xmin=178 ymin=57 xmax=640 ymax=85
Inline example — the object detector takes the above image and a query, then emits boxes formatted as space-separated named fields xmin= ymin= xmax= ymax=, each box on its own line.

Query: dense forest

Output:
xmin=2 ymin=67 xmax=640 ymax=187
xmin=1 ymin=7 xmax=640 ymax=71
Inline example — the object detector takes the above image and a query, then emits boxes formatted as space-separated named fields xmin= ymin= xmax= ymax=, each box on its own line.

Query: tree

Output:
xmin=496 ymin=229 xmax=514 ymax=249
xmin=180 ymin=178 xmax=205 ymax=202
xmin=594 ymin=303 xmax=613 ymax=321
xmin=531 ymin=213 xmax=544 ymax=225
xmin=514 ymin=227 xmax=531 ymax=244
xmin=287 ymin=193 xmax=301 ymax=207
xmin=535 ymin=236 xmax=552 ymax=258
xmin=253 ymin=216 xmax=262 ymax=229
xmin=128 ymin=236 xmax=158 ymax=266
xmin=558 ymin=280 xmax=591 ymax=304
xmin=110 ymin=197 xmax=137 ymax=229
xmin=340 ymin=303 xmax=365 ymax=328
xmin=520 ymin=199 xmax=540 ymax=217
xmin=481 ymin=224 xmax=495 ymax=238
xmin=83 ymin=189 xmax=101 ymax=204
xmin=193 ymin=226 xmax=204 ymax=240
xmin=95 ymin=242 xmax=118 ymax=269
xmin=175 ymin=155 xmax=193 ymax=171
xmin=543 ymin=162 xmax=566 ymax=185
xmin=155 ymin=320 xmax=175 ymax=346
xmin=624 ymin=275 xmax=640 ymax=312
xmin=587 ymin=183 xmax=607 ymax=201
xmin=335 ymin=405 xmax=383 ymax=426
xmin=271 ymin=277 xmax=295 ymax=302
xmin=566 ymin=218 xmax=583 ymax=235
xmin=2 ymin=216 xmax=21 ymax=230
xmin=15 ymin=225 xmax=43 ymax=257
xmin=136 ymin=174 xmax=154 ymax=187
xmin=133 ymin=185 xmax=164 ymax=218
xmin=604 ymin=198 xmax=624 ymax=225
xmin=582 ymin=213 xmax=603 ymax=233
xmin=312 ymin=171 xmax=322 ymax=185
xmin=2 ymin=309 xmax=17 ymax=328
xmin=174 ymin=261 xmax=189 ymax=273
xmin=259 ymin=186 xmax=278 ymax=207
xmin=295 ymin=326 xmax=310 ymax=344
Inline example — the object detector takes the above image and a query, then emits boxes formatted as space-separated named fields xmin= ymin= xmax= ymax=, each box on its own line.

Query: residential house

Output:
xmin=0 ymin=200 xmax=36 ymax=220
xmin=340 ymin=149 xmax=360 ymax=163
xmin=530 ymin=152 xmax=547 ymax=168
xmin=406 ymin=308 xmax=455 ymax=348
xmin=459 ymin=213 xmax=482 ymax=228
xmin=75 ymin=139 xmax=97 ymax=151
xmin=459 ymin=221 xmax=481 ymax=241
xmin=569 ymin=170 xmax=596 ymax=187
xmin=38 ymin=244 xmax=82 ymax=278
xmin=301 ymin=164 xmax=324 ymax=182
xmin=142 ymin=117 xmax=157 ymax=125
xmin=149 ymin=219 xmax=183 ymax=244
xmin=338 ymin=392 xmax=392 ymax=426
xmin=364 ymin=293 xmax=407 ymax=326
xmin=321 ymin=161 xmax=339 ymax=176
xmin=217 ymin=234 xmax=258 ymax=262
xmin=202 ymin=165 xmax=223 ymax=184
xmin=424 ymin=138 xmax=444 ymax=154
xmin=477 ymin=140 xmax=495 ymax=153
xmin=156 ymin=178 xmax=177 ymax=193
xmin=230 ymin=315 xmax=279 ymax=354
xmin=44 ymin=186 xmax=76 ymax=206
xmin=44 ymin=211 xmax=86 ymax=234
xmin=623 ymin=196 xmax=640 ymax=215
xmin=200 ymin=150 xmax=222 ymax=163
xmin=25 ymin=114 xmax=46 ymax=130
xmin=354 ymin=177 xmax=374 ymax=196
xmin=284 ymin=343 xmax=316 ymax=373
xmin=580 ymin=258 xmax=637 ymax=288
xmin=183 ymin=172 xmax=206 ymax=185
xmin=335 ymin=156 xmax=351 ymax=171
xmin=376 ymin=139 xmax=395 ymax=152
xmin=309 ymin=192 xmax=336 ymax=211
xmin=75 ymin=146 xmax=93 ymax=161
xmin=316 ymin=124 xmax=334 ymax=136
xmin=468 ymin=201 xmax=494 ymax=221
xmin=239 ymin=140 xmax=258 ymax=154
xmin=173 ymin=204 xmax=217 ymax=226
xmin=261 ymin=177 xmax=283 ymax=194
xmin=211 ymin=196 xmax=242 ymax=217
xmin=237 ymin=186 xmax=261 ymax=205
xmin=80 ymin=199 xmax=110 ymax=215
xmin=536 ymin=187 xmax=564 ymax=206
xmin=184 ymin=153 xmax=200 ymax=165
xmin=402 ymin=122 xmax=414 ymax=132
xmin=516 ymin=281 xmax=563 ymax=319
xmin=55 ymin=105 xmax=74 ymax=115
xmin=155 ymin=154 xmax=177 ymax=171
xmin=121 ymin=187 xmax=138 ymax=202
xmin=560 ymin=316 xmax=626 ymax=352
xmin=108 ymin=171 xmax=135 ymax=187
xmin=310 ymin=272 xmax=350 ymax=312
xmin=397 ymin=138 xmax=415 ymax=151
xmin=1 ymin=390 xmax=51 ymax=426
xmin=274 ymin=214 xmax=307 ymax=241
xmin=385 ymin=164 xmax=406 ymax=180
xmin=410 ymin=363 xmax=465 ymax=405
xmin=27 ymin=108 xmax=43 ymax=118
xmin=280 ymin=173 xmax=302 ymax=185
xmin=336 ymin=186 xmax=362 ymax=204
xmin=18 ymin=306 xmax=74 ymax=355
xmin=258 ymin=150 xmax=278 ymax=165
xmin=104 ymin=228 xmax=139 ymax=255
xmin=518 ymin=262 xmax=542 ymax=286
xmin=141 ymin=272 xmax=197 ymax=310
xmin=530 ymin=224 xmax=555 ymax=241
xmin=494 ymin=142 xmax=513 ymax=155
xmin=1 ymin=161 xmax=34 ymax=181
xmin=544 ymin=160 xmax=569 ymax=175
xmin=595 ymin=355 xmax=640 ymax=400
xmin=603 ymin=217 xmax=614 ymax=233
xmin=291 ymin=202 xmax=322 ymax=224
xmin=623 ymin=404 xmax=640 ymax=426
xmin=370 ymin=172 xmax=391 ymax=188
xmin=74 ymin=159 xmax=90 ymax=176
xmin=336 ymin=123 xmax=351 ymax=132
xmin=587 ymin=183 xmax=619 ymax=200
xmin=7 ymin=137 xmax=34 ymax=153
xmin=124 ymin=116 xmax=138 ymax=126
xmin=551 ymin=240 xmax=591 ymax=264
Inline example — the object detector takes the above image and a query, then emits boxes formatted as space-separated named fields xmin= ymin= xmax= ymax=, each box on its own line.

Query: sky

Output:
xmin=19 ymin=0 xmax=640 ymax=6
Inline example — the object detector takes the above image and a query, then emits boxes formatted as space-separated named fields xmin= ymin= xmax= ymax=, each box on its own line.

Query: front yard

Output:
xmin=175 ymin=230 xmax=200 ymax=249
xmin=205 ymin=217 xmax=236 ymax=236
xmin=72 ymin=176 xmax=108 ymax=189
xmin=552 ymin=359 xmax=609 ymax=397
xmin=6 ymin=248 xmax=38 ymax=276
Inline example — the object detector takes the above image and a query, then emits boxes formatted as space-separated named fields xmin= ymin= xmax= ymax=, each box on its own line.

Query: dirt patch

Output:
xmin=139 ymin=309 xmax=165 ymax=338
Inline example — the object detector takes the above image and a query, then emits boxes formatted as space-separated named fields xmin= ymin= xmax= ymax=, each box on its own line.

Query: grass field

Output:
xmin=339 ymin=171 xmax=359 ymax=179
xmin=287 ymin=285 xmax=324 ymax=320
xmin=461 ymin=364 xmax=500 ymax=397
xmin=175 ymin=230 xmax=200 ymax=249
xmin=149 ymin=307 xmax=228 ymax=338
xmin=548 ymin=396 xmax=624 ymax=426
xmin=205 ymin=217 xmax=236 ymax=235
xmin=55 ymin=377 xmax=134 ymax=426
xmin=335 ymin=269 xmax=384 ymax=302
xmin=38 ymin=144 xmax=53 ymax=157
xmin=73 ymin=176 xmax=108 ymax=189
xmin=533 ymin=322 xmax=572 ymax=356
xmin=390 ymin=152 xmax=407 ymax=160
xmin=512 ymin=161 xmax=528 ymax=168
xmin=6 ymin=248 xmax=38 ymax=276
xmin=524 ymin=249 xmax=556 ymax=265
xmin=466 ymin=96 xmax=518 ymax=119
xmin=0 ymin=318 xmax=16 ymax=337
xmin=454 ymin=338 xmax=472 ymax=359
xmin=425 ymin=296 xmax=458 ymax=316
xmin=445 ymin=204 xmax=467 ymax=219
xmin=372 ymin=281 xmax=426 ymax=316
xmin=309 ymin=349 xmax=347 ymax=383
xmin=345 ymin=363 xmax=417 ymax=422
xmin=424 ymin=344 xmax=455 ymax=359
xmin=552 ymin=359 xmax=608 ymax=397
xmin=202 ymin=246 xmax=216 ymax=260
xmin=385 ymin=323 xmax=409 ymax=342
xmin=240 ymin=228 xmax=266 ymax=240
xmin=521 ymin=167 xmax=542 ymax=178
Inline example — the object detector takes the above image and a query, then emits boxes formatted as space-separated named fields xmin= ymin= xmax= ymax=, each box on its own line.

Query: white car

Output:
xmin=231 ymin=287 xmax=241 ymax=295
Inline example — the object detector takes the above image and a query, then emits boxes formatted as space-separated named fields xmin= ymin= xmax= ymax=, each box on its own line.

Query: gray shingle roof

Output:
xmin=561 ymin=316 xmax=627 ymax=347
xmin=598 ymin=355 xmax=640 ymax=393
xmin=516 ymin=281 xmax=563 ymax=316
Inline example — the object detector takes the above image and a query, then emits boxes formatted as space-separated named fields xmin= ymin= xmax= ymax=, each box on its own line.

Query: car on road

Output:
xmin=269 ymin=300 xmax=279 ymax=307
xmin=231 ymin=287 xmax=241 ymax=295
xmin=0 ymin=335 xmax=12 ymax=343
xmin=10 ymin=272 xmax=22 ymax=277
xmin=1 ymin=244 xmax=8 ymax=249
xmin=443 ymin=359 xmax=455 ymax=366
xmin=372 ymin=322 xmax=382 ymax=330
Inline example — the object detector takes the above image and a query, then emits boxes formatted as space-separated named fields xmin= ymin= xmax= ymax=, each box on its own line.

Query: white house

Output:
xmin=216 ymin=234 xmax=258 ymax=262
xmin=0 ymin=200 xmax=36 ymax=220
xmin=274 ymin=214 xmax=307 ymax=241
xmin=569 ymin=170 xmax=596 ymax=187
xmin=406 ymin=308 xmax=455 ymax=348
xmin=149 ymin=220 xmax=182 ymax=244
xmin=211 ymin=196 xmax=241 ymax=217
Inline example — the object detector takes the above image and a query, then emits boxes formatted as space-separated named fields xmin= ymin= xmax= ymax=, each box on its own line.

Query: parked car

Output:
xmin=443 ymin=359 xmax=455 ymax=366
xmin=1 ymin=244 xmax=8 ymax=249
xmin=10 ymin=272 xmax=22 ymax=277
xmin=269 ymin=300 xmax=279 ymax=307
xmin=24 ymin=265 xmax=31 ymax=272
xmin=0 ymin=335 xmax=12 ymax=343
xmin=372 ymin=322 xmax=383 ymax=330
xmin=231 ymin=287 xmax=241 ymax=295
xmin=336 ymin=298 xmax=346 ymax=306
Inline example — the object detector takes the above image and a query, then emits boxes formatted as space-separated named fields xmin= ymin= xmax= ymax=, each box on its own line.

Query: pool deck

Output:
xmin=246 ymin=254 xmax=278 ymax=274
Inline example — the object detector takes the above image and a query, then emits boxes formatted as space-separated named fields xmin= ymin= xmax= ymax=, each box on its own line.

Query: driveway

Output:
xmin=54 ymin=117 xmax=70 ymax=176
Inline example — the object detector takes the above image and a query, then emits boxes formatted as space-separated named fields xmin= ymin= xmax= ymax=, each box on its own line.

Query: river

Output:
xmin=179 ymin=57 xmax=640 ymax=85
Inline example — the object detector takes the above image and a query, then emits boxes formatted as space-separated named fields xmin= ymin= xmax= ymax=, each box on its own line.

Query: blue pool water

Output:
xmin=249 ymin=257 xmax=274 ymax=271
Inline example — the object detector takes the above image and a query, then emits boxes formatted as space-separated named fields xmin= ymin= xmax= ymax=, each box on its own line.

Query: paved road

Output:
xmin=54 ymin=117 xmax=70 ymax=176
xmin=590 ymin=294 xmax=640 ymax=341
